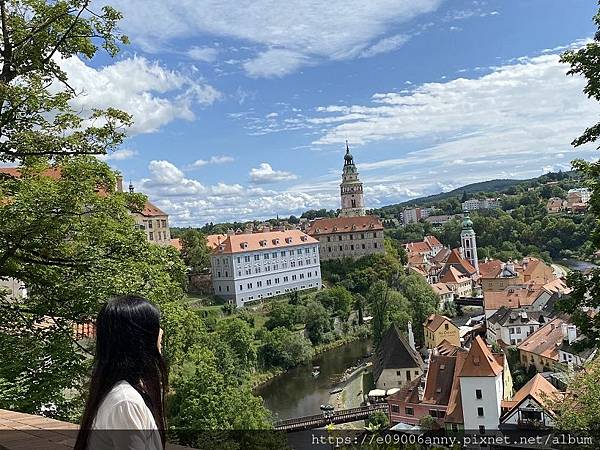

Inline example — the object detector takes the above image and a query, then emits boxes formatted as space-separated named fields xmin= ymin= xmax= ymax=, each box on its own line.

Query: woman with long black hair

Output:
xmin=74 ymin=295 xmax=168 ymax=450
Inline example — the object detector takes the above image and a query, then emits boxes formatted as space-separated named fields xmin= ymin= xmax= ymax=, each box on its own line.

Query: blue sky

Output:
xmin=65 ymin=0 xmax=599 ymax=225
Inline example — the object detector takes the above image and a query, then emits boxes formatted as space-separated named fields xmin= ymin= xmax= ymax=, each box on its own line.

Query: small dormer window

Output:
xmin=241 ymin=242 xmax=248 ymax=249
xmin=286 ymin=237 xmax=292 ymax=243
xmin=260 ymin=240 xmax=267 ymax=247
xmin=301 ymin=235 xmax=307 ymax=241
xmin=333 ymin=226 xmax=338 ymax=231
xmin=272 ymin=238 xmax=280 ymax=245
xmin=218 ymin=245 xmax=225 ymax=253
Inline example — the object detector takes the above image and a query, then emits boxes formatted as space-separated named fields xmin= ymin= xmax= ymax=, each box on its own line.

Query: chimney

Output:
xmin=566 ymin=324 xmax=577 ymax=344
xmin=115 ymin=175 xmax=124 ymax=193
xmin=408 ymin=321 xmax=416 ymax=352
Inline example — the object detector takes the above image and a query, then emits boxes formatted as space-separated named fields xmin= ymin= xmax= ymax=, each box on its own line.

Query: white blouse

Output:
xmin=88 ymin=380 xmax=162 ymax=450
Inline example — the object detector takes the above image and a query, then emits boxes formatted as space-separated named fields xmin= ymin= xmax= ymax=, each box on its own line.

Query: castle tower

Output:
xmin=460 ymin=211 xmax=479 ymax=274
xmin=339 ymin=141 xmax=366 ymax=217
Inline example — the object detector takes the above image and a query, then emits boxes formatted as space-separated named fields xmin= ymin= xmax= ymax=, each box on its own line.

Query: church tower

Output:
xmin=339 ymin=141 xmax=366 ymax=217
xmin=460 ymin=211 xmax=479 ymax=274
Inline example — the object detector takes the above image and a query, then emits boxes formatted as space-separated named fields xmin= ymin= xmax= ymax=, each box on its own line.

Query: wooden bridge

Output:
xmin=274 ymin=404 xmax=388 ymax=432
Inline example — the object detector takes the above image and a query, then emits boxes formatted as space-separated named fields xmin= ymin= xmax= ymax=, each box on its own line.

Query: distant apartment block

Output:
xmin=461 ymin=198 xmax=501 ymax=212
xmin=402 ymin=207 xmax=421 ymax=225
xmin=210 ymin=230 xmax=322 ymax=307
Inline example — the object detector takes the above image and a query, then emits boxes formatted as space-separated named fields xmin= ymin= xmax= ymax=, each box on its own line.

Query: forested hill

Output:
xmin=373 ymin=171 xmax=577 ymax=214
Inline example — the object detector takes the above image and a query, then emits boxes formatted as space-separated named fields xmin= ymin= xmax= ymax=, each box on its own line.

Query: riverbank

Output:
xmin=251 ymin=332 xmax=367 ymax=390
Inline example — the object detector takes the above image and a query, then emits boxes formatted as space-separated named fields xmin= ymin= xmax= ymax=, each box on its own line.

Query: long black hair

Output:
xmin=74 ymin=295 xmax=168 ymax=450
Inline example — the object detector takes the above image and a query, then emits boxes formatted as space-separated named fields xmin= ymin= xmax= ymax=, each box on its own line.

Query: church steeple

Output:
xmin=339 ymin=142 xmax=366 ymax=217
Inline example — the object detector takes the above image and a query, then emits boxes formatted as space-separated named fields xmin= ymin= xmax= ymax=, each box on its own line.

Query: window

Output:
xmin=264 ymin=253 xmax=270 ymax=260
xmin=149 ymin=232 xmax=154 ymax=240
xmin=478 ymin=425 xmax=485 ymax=435
xmin=405 ymin=407 xmax=414 ymax=416
xmin=445 ymin=323 xmax=449 ymax=330
xmin=476 ymin=389 xmax=482 ymax=400
xmin=254 ymin=255 xmax=260 ymax=261
xmin=244 ymin=256 xmax=251 ymax=262
xmin=147 ymin=221 xmax=152 ymax=229
xmin=239 ymin=284 xmax=243 ymax=290
xmin=477 ymin=407 xmax=484 ymax=417
xmin=406 ymin=371 xmax=411 ymax=381
xmin=391 ymin=405 xmax=400 ymax=413
xmin=281 ymin=251 xmax=286 ymax=257
xmin=373 ymin=242 xmax=378 ymax=248
xmin=272 ymin=252 xmax=278 ymax=258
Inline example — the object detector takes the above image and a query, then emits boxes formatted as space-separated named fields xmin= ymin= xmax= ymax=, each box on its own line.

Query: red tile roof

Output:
xmin=440 ymin=266 xmax=470 ymax=284
xmin=170 ymin=238 xmax=182 ymax=251
xmin=460 ymin=336 xmax=503 ymax=377
xmin=212 ymin=230 xmax=318 ymax=254
xmin=446 ymin=248 xmax=477 ymax=275
xmin=423 ymin=314 xmax=455 ymax=333
xmin=517 ymin=317 xmax=566 ymax=361
xmin=140 ymin=201 xmax=167 ymax=217
xmin=305 ymin=215 xmax=383 ymax=236
xmin=479 ymin=259 xmax=503 ymax=279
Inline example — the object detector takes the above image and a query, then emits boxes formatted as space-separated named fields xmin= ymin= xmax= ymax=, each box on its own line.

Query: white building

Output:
xmin=486 ymin=307 xmax=543 ymax=346
xmin=460 ymin=212 xmax=479 ymax=274
xmin=402 ymin=207 xmax=422 ymax=225
xmin=567 ymin=188 xmax=591 ymax=204
xmin=211 ymin=230 xmax=322 ymax=307
xmin=462 ymin=198 xmax=501 ymax=212
xmin=459 ymin=337 xmax=505 ymax=433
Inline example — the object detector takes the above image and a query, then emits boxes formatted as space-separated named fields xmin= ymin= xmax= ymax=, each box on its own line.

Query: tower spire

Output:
xmin=346 ymin=140 xmax=350 ymax=154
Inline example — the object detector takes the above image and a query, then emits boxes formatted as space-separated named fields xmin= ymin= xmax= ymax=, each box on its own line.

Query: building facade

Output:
xmin=423 ymin=314 xmax=460 ymax=349
xmin=305 ymin=216 xmax=384 ymax=261
xmin=211 ymin=230 xmax=322 ymax=307
xmin=339 ymin=142 xmax=366 ymax=217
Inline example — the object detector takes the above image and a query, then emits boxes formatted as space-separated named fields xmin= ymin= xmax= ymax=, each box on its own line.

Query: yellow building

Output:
xmin=423 ymin=314 xmax=460 ymax=349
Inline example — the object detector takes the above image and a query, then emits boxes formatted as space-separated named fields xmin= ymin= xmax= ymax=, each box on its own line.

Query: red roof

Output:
xmin=446 ymin=248 xmax=477 ymax=275
xmin=140 ymin=201 xmax=167 ymax=217
xmin=213 ymin=230 xmax=318 ymax=254
xmin=460 ymin=336 xmax=503 ymax=377
xmin=305 ymin=215 xmax=383 ymax=236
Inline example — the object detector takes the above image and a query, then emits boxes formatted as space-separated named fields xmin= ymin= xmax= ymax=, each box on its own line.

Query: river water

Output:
xmin=560 ymin=258 xmax=598 ymax=272
xmin=256 ymin=339 xmax=371 ymax=420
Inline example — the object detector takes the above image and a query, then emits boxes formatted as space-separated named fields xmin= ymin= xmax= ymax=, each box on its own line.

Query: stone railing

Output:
xmin=0 ymin=409 xmax=192 ymax=450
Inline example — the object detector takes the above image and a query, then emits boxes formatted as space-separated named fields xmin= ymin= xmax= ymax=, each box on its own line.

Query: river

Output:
xmin=256 ymin=339 xmax=372 ymax=420
xmin=560 ymin=258 xmax=598 ymax=272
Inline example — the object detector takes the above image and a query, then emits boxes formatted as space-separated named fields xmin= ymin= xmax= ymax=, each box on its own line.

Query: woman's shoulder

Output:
xmin=104 ymin=380 xmax=147 ymax=406
xmin=93 ymin=381 xmax=157 ymax=430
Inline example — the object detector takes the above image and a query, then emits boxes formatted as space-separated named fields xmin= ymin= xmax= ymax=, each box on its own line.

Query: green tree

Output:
xmin=264 ymin=302 xmax=298 ymax=331
xmin=304 ymin=300 xmax=333 ymax=344
xmin=366 ymin=410 xmax=390 ymax=430
xmin=180 ymin=228 xmax=211 ymax=274
xmin=215 ymin=318 xmax=257 ymax=375
xmin=258 ymin=327 xmax=314 ymax=370
xmin=315 ymin=285 xmax=353 ymax=319
xmin=557 ymin=3 xmax=600 ymax=346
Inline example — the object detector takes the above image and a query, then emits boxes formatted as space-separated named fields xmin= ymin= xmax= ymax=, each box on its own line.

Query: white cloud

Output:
xmin=98 ymin=148 xmax=138 ymax=161
xmin=360 ymin=34 xmax=410 ymax=58
xmin=186 ymin=46 xmax=219 ymax=62
xmin=59 ymin=55 xmax=221 ymax=134
xmin=110 ymin=0 xmax=442 ymax=76
xmin=133 ymin=160 xmax=331 ymax=225
xmin=311 ymin=53 xmax=599 ymax=169
xmin=249 ymin=163 xmax=298 ymax=183
xmin=188 ymin=155 xmax=235 ymax=168
xmin=243 ymin=49 xmax=310 ymax=78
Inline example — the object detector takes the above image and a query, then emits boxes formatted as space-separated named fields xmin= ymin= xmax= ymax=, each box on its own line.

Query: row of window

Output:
xmin=325 ymin=242 xmax=378 ymax=252
xmin=213 ymin=247 xmax=318 ymax=268
xmin=143 ymin=219 xmax=167 ymax=229
xmin=241 ymin=283 xmax=317 ymax=302
xmin=239 ymin=271 xmax=320 ymax=291
xmin=149 ymin=230 xmax=169 ymax=241
xmin=325 ymin=232 xmax=379 ymax=242
xmin=215 ymin=259 xmax=319 ymax=278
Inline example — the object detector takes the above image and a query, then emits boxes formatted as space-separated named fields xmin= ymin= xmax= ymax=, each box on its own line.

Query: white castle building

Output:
xmin=210 ymin=230 xmax=322 ymax=307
